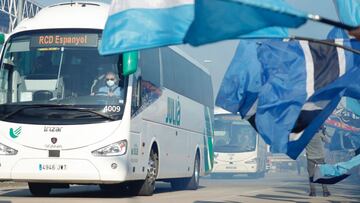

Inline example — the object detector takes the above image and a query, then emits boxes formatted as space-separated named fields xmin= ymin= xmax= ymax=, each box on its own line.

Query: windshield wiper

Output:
xmin=1 ymin=105 xmax=116 ymax=121
xmin=1 ymin=104 xmax=65 ymax=120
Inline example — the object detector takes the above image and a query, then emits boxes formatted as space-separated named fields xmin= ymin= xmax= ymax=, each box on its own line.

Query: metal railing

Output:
xmin=0 ymin=0 xmax=42 ymax=33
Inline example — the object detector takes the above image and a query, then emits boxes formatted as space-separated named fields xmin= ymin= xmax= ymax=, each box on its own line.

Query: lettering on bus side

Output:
xmin=165 ymin=97 xmax=181 ymax=126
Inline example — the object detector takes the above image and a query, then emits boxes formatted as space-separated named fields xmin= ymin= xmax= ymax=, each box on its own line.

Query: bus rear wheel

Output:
xmin=171 ymin=153 xmax=200 ymax=190
xmin=28 ymin=182 xmax=51 ymax=196
xmin=130 ymin=149 xmax=158 ymax=196
xmin=99 ymin=183 xmax=129 ymax=195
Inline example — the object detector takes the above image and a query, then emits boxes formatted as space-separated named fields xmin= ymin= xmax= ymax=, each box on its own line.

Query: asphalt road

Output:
xmin=0 ymin=172 xmax=359 ymax=203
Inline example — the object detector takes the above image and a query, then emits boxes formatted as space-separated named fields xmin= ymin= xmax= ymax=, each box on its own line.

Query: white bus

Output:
xmin=212 ymin=108 xmax=266 ymax=178
xmin=0 ymin=2 xmax=214 ymax=196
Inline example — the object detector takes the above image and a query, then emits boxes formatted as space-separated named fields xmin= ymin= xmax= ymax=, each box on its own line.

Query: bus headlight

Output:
xmin=245 ymin=158 xmax=257 ymax=164
xmin=92 ymin=140 xmax=127 ymax=157
xmin=0 ymin=143 xmax=18 ymax=155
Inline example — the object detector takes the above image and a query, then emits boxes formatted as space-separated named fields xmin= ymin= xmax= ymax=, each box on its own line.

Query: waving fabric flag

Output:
xmin=256 ymin=39 xmax=360 ymax=158
xmin=286 ymin=65 xmax=360 ymax=158
xmin=215 ymin=40 xmax=264 ymax=118
xmin=216 ymin=39 xmax=360 ymax=159
xmin=326 ymin=27 xmax=360 ymax=122
xmin=100 ymin=0 xmax=294 ymax=54
xmin=184 ymin=0 xmax=307 ymax=46
xmin=100 ymin=0 xmax=355 ymax=54
xmin=99 ymin=0 xmax=194 ymax=55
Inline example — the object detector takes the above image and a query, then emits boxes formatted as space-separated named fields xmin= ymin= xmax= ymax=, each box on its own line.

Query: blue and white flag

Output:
xmin=256 ymin=39 xmax=360 ymax=158
xmin=99 ymin=0 xmax=194 ymax=55
xmin=100 ymin=0 xmax=294 ymax=55
xmin=185 ymin=0 xmax=307 ymax=46
xmin=216 ymin=39 xmax=360 ymax=159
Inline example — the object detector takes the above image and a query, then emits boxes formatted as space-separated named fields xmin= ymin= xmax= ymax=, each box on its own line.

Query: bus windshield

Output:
xmin=0 ymin=30 xmax=127 ymax=124
xmin=213 ymin=117 xmax=257 ymax=153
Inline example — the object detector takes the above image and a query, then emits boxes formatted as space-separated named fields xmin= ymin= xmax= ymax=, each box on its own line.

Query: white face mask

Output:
xmin=106 ymin=80 xmax=115 ymax=87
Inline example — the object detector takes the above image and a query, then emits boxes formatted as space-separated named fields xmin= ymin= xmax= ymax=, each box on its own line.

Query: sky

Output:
xmin=34 ymin=0 xmax=339 ymax=99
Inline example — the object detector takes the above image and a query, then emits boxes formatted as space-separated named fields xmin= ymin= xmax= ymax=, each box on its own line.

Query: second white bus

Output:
xmin=211 ymin=108 xmax=266 ymax=178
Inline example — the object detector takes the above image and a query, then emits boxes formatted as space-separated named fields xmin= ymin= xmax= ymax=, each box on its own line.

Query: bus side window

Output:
xmin=131 ymin=74 xmax=142 ymax=116
xmin=0 ymin=68 xmax=9 ymax=104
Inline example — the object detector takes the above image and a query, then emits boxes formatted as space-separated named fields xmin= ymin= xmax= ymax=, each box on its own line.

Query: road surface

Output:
xmin=0 ymin=172 xmax=359 ymax=203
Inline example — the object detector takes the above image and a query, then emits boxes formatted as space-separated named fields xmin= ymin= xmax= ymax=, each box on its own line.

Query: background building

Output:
xmin=0 ymin=0 xmax=41 ymax=33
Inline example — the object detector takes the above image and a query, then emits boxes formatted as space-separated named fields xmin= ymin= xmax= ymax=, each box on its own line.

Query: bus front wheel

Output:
xmin=99 ymin=183 xmax=128 ymax=195
xmin=171 ymin=153 xmax=200 ymax=190
xmin=28 ymin=182 xmax=51 ymax=196
xmin=130 ymin=149 xmax=158 ymax=196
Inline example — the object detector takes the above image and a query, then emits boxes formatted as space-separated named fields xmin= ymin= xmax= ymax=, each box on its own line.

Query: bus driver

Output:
xmin=96 ymin=72 xmax=122 ymax=97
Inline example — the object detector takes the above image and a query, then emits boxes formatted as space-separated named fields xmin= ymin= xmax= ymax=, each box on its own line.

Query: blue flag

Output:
xmin=184 ymin=0 xmax=307 ymax=46
xmin=287 ymin=66 xmax=360 ymax=158
xmin=215 ymin=40 xmax=264 ymax=117
xmin=99 ymin=0 xmax=194 ymax=55
xmin=257 ymin=39 xmax=360 ymax=158
xmin=100 ymin=0 xmax=297 ymax=55
xmin=216 ymin=39 xmax=360 ymax=159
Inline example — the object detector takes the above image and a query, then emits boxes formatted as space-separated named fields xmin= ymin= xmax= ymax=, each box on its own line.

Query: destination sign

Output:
xmin=31 ymin=33 xmax=98 ymax=47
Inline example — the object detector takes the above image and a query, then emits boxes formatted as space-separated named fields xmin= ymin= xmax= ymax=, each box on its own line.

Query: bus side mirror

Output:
xmin=122 ymin=51 xmax=138 ymax=76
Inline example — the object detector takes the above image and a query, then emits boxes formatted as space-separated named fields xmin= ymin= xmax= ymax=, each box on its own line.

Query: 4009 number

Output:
xmin=103 ymin=106 xmax=121 ymax=113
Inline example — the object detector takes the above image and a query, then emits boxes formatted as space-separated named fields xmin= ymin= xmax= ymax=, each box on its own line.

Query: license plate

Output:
xmin=226 ymin=166 xmax=237 ymax=169
xmin=39 ymin=164 xmax=67 ymax=171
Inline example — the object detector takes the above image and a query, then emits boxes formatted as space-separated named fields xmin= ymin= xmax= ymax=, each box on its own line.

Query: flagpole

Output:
xmin=307 ymin=14 xmax=359 ymax=31
xmin=291 ymin=36 xmax=360 ymax=55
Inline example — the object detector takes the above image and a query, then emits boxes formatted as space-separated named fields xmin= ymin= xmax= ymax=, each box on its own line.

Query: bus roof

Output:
xmin=12 ymin=2 xmax=109 ymax=34
xmin=169 ymin=46 xmax=210 ymax=75
xmin=9 ymin=1 xmax=211 ymax=77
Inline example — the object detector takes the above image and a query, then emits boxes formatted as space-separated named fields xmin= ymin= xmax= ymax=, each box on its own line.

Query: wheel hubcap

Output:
xmin=194 ymin=158 xmax=199 ymax=183
xmin=147 ymin=155 xmax=157 ymax=184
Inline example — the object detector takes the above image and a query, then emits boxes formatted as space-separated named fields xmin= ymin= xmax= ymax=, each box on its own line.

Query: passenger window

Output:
xmin=139 ymin=49 xmax=160 ymax=87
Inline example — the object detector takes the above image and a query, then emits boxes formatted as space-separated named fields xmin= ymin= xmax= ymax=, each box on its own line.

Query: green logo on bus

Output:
xmin=9 ymin=127 xmax=22 ymax=139
xmin=165 ymin=97 xmax=181 ymax=126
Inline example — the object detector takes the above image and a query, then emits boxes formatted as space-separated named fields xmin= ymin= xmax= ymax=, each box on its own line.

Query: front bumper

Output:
xmin=0 ymin=155 xmax=135 ymax=184
xmin=212 ymin=162 xmax=258 ymax=174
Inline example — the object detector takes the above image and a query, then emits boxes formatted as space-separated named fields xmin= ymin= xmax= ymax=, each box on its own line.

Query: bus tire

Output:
xmin=186 ymin=153 xmax=200 ymax=190
xmin=28 ymin=182 xmax=51 ymax=197
xmin=171 ymin=152 xmax=200 ymax=190
xmin=131 ymin=149 xmax=158 ymax=196
xmin=99 ymin=183 xmax=128 ymax=195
